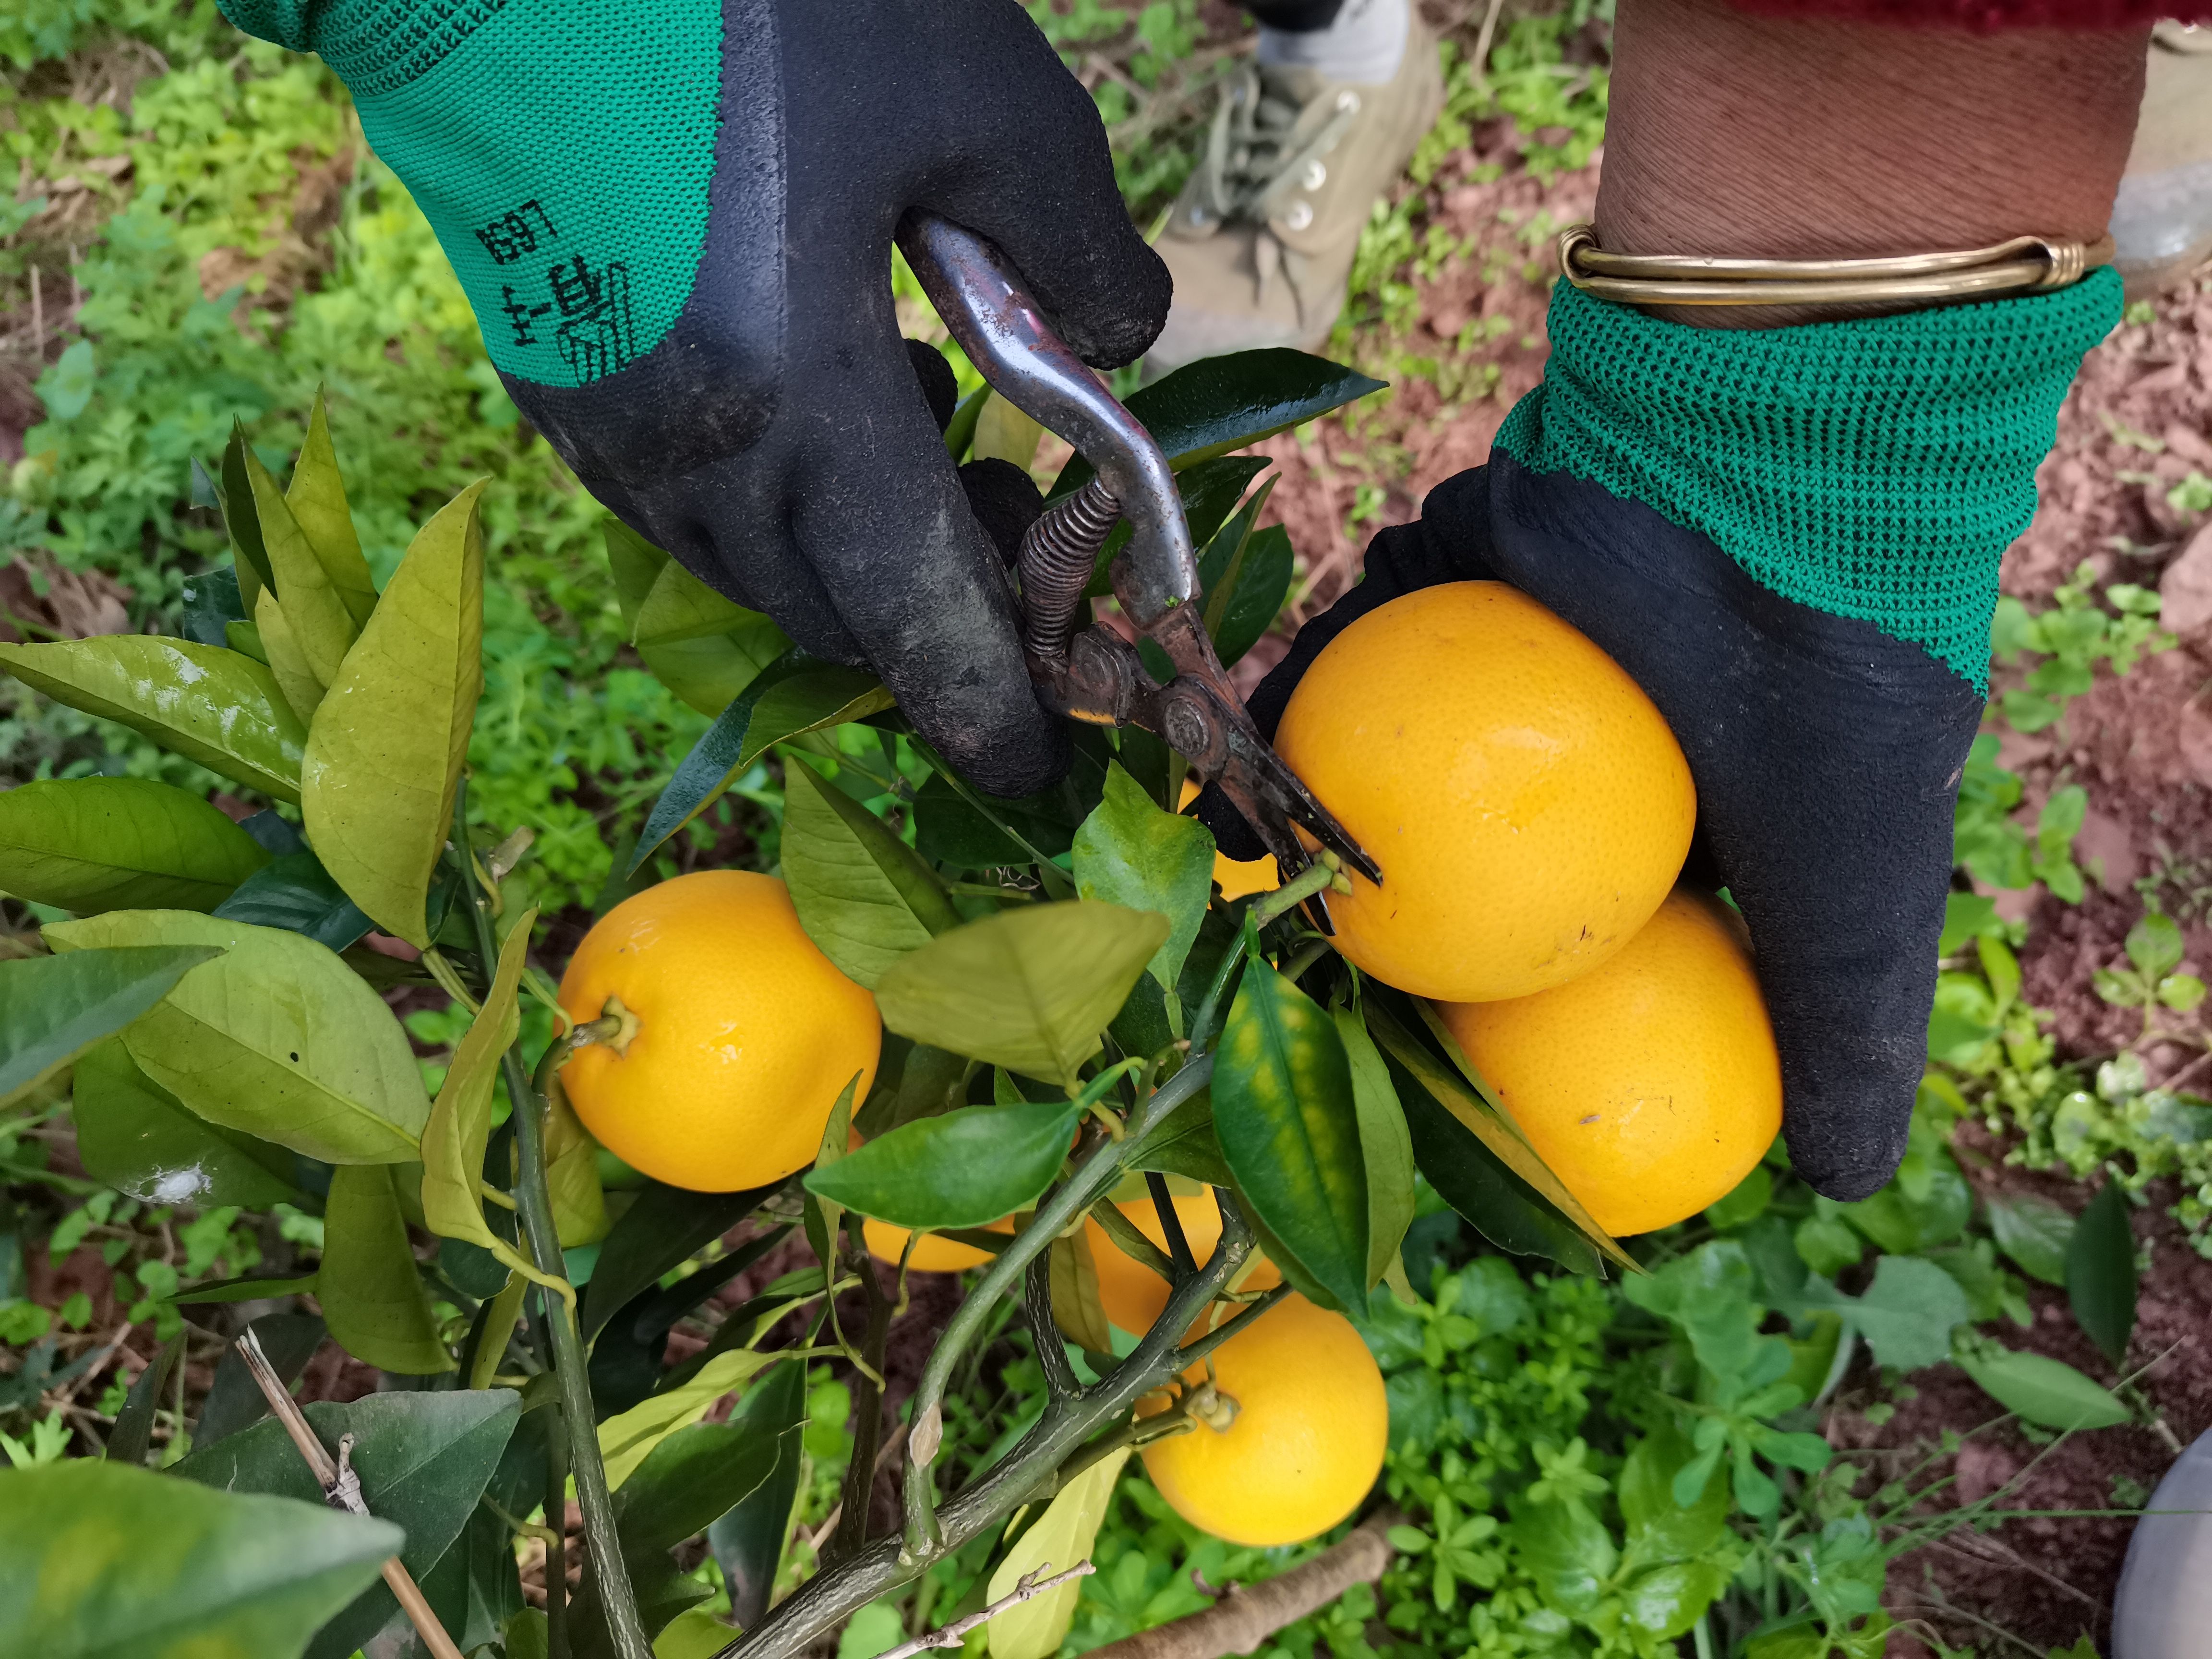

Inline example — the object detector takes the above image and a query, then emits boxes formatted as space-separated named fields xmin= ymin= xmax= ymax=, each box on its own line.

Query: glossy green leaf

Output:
xmin=1623 ymin=1563 xmax=1731 ymax=1641
xmin=245 ymin=445 xmax=357 ymax=684
xmin=632 ymin=660 xmax=893 ymax=871
xmin=985 ymin=1447 xmax=1130 ymax=1659
xmin=287 ymin=390 xmax=377 ymax=628
xmin=0 ymin=1460 xmax=397 ymax=1659
xmin=781 ymin=755 xmax=959 ymax=988
xmin=0 ymin=944 xmax=221 ymax=1108
xmin=0 ymin=777 xmax=269 ymax=915
xmin=708 ymin=1361 xmax=810 ymax=1631
xmin=608 ymin=521 xmax=792 ymax=717
xmin=1071 ymin=761 xmax=1214 ymax=989
xmin=177 ymin=1389 xmax=519 ymax=1659
xmin=2066 ymin=1181 xmax=2138 ymax=1366
xmin=194 ymin=1313 xmax=326 ymax=1450
xmin=421 ymin=908 xmax=533 ymax=1251
xmin=599 ymin=1348 xmax=788 ymax=1490
xmin=806 ymin=1092 xmax=1085 ymax=1228
xmin=104 ymin=1329 xmax=185 ymax=1468
xmin=581 ymin=1181 xmax=783 ymax=1342
xmin=1082 ymin=456 xmax=1273 ymax=600
xmin=254 ymin=587 xmax=325 ymax=725
xmin=1050 ymin=349 xmax=1383 ymax=494
xmin=219 ymin=421 xmax=275 ymax=604
xmin=1336 ymin=1006 xmax=1415 ymax=1290
xmin=167 ymin=1273 xmax=320 ymax=1305
xmin=45 ymin=911 xmax=430 ymax=1164
xmin=0 ymin=636 xmax=308 ymax=802
xmin=1213 ymin=959 xmax=1368 ymax=1311
xmin=301 ymin=481 xmax=485 ymax=947
xmin=545 ymin=1076 xmax=610 ymax=1246
xmin=875 ymin=900 xmax=1165 ymax=1085
xmin=1986 ymin=1191 xmax=2074 ymax=1286
xmin=320 ymin=1161 xmax=453 ymax=1373
xmin=209 ymin=851 xmax=374 ymax=952
xmin=613 ymin=1407 xmax=789 ymax=1557
xmin=1618 ymin=1429 xmax=1728 ymax=1563
xmin=1953 ymin=1338 xmax=2129 ymax=1430
xmin=1127 ymin=1086 xmax=1233 ymax=1188
xmin=1197 ymin=504 xmax=1295 ymax=669
xmin=72 ymin=1037 xmax=304 ymax=1208
xmin=181 ymin=565 xmax=248 ymax=649
xmin=1372 ymin=1000 xmax=1634 ymax=1272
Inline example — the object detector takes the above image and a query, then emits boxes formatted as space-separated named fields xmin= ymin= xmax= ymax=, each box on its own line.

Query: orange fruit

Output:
xmin=863 ymin=1215 xmax=1014 ymax=1274
xmin=1084 ymin=1192 xmax=1280 ymax=1334
xmin=1139 ymin=1294 xmax=1387 ymax=1546
xmin=1273 ymin=581 xmax=1694 ymax=1002
xmin=557 ymin=871 xmax=880 ymax=1192
xmin=1178 ymin=779 xmax=1279 ymax=901
xmin=1437 ymin=890 xmax=1780 ymax=1237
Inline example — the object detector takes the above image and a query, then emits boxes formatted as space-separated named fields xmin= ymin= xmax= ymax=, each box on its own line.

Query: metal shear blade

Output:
xmin=898 ymin=211 xmax=1381 ymax=891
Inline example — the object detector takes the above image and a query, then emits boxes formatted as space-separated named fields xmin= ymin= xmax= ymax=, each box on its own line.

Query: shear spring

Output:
xmin=1019 ymin=478 xmax=1119 ymax=661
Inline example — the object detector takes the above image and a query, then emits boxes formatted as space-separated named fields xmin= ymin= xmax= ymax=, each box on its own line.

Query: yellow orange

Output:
xmin=557 ymin=871 xmax=880 ymax=1192
xmin=1273 ymin=582 xmax=1694 ymax=1001
xmin=1084 ymin=1193 xmax=1280 ymax=1334
xmin=1178 ymin=779 xmax=1279 ymax=900
xmin=1438 ymin=890 xmax=1780 ymax=1236
xmin=863 ymin=1216 xmax=1014 ymax=1274
xmin=1140 ymin=1294 xmax=1386 ymax=1546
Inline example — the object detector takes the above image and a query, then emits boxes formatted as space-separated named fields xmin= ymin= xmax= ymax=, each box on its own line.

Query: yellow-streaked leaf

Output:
xmin=244 ymin=446 xmax=356 ymax=684
xmin=254 ymin=587 xmax=325 ymax=725
xmin=420 ymin=907 xmax=534 ymax=1249
xmin=288 ymin=389 xmax=377 ymax=627
xmin=986 ymin=1446 xmax=1127 ymax=1659
xmin=301 ymin=481 xmax=486 ymax=946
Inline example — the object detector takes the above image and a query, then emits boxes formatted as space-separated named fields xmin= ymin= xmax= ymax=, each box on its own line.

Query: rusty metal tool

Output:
xmin=898 ymin=211 xmax=1380 ymax=892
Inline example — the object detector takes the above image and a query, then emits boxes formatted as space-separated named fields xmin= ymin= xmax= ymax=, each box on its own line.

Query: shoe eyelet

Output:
xmin=1336 ymin=90 xmax=1360 ymax=113
xmin=1283 ymin=200 xmax=1314 ymax=232
xmin=1302 ymin=159 xmax=1327 ymax=191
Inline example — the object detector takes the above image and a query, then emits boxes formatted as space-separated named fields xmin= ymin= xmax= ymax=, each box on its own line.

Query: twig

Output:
xmin=1080 ymin=1510 xmax=1399 ymax=1658
xmin=877 ymin=1563 xmax=1097 ymax=1659
xmin=830 ymin=1239 xmax=899 ymax=1566
xmin=235 ymin=1330 xmax=464 ymax=1659
xmin=1470 ymin=0 xmax=1508 ymax=86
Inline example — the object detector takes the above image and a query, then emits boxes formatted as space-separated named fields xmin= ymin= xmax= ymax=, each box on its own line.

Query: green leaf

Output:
xmin=1367 ymin=999 xmax=1633 ymax=1273
xmin=1953 ymin=1339 xmax=2129 ymax=1430
xmin=254 ymin=588 xmax=326 ymax=725
xmin=287 ymin=389 xmax=377 ymax=628
xmin=1622 ymin=1563 xmax=1731 ymax=1641
xmin=1212 ymin=959 xmax=1368 ymax=1310
xmin=2066 ymin=1181 xmax=2138 ymax=1366
xmin=875 ymin=900 xmax=1166 ymax=1085
xmin=986 ymin=1447 xmax=1129 ymax=1659
xmin=167 ymin=1273 xmax=320 ymax=1305
xmin=0 ymin=637 xmax=308 ymax=802
xmin=421 ymin=909 xmax=535 ymax=1250
xmin=45 ymin=911 xmax=431 ymax=1164
xmin=609 ymin=521 xmax=792 ymax=717
xmin=1618 ymin=1429 xmax=1728 ymax=1563
xmin=72 ymin=1037 xmax=304 ymax=1208
xmin=632 ymin=661 xmax=893 ymax=871
xmin=1197 ymin=516 xmax=1295 ymax=668
xmin=104 ymin=1329 xmax=185 ymax=1468
xmin=613 ymin=1411 xmax=789 ymax=1559
xmin=0 ymin=944 xmax=221 ymax=1108
xmin=545 ymin=1076 xmax=610 ymax=1247
xmin=0 ymin=1459 xmax=398 ymax=1659
xmin=1986 ymin=1192 xmax=2074 ymax=1286
xmin=245 ymin=445 xmax=358 ymax=685
xmin=1050 ymin=349 xmax=1383 ymax=494
xmin=781 ymin=755 xmax=959 ymax=988
xmin=300 ymin=481 xmax=485 ymax=946
xmin=0 ymin=778 xmax=269 ymax=914
xmin=599 ymin=1349 xmax=789 ymax=1490
xmin=1513 ymin=1499 xmax=1617 ymax=1618
xmin=1335 ymin=1007 xmax=1414 ymax=1291
xmin=1127 ymin=1086 xmax=1233 ymax=1189
xmin=805 ymin=1092 xmax=1086 ymax=1229
xmin=1705 ymin=1165 xmax=1774 ymax=1232
xmin=210 ymin=852 xmax=374 ymax=952
xmin=1071 ymin=762 xmax=1215 ymax=989
xmin=320 ymin=1162 xmax=453 ymax=1373
xmin=581 ymin=1182 xmax=783 ymax=1342
xmin=176 ymin=1389 xmax=519 ymax=1659
xmin=220 ymin=423 xmax=276 ymax=604
xmin=707 ymin=1361 xmax=809 ymax=1630
xmin=2127 ymin=910 xmax=2185 ymax=977
xmin=1800 ymin=1255 xmax=1970 ymax=1373
xmin=194 ymin=1313 xmax=326 ymax=1450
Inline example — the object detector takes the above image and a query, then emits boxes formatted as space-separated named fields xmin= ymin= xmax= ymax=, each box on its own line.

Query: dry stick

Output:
xmin=1080 ymin=1511 xmax=1400 ymax=1659
xmin=875 ymin=1563 xmax=1097 ymax=1659
xmin=235 ymin=1330 xmax=465 ymax=1659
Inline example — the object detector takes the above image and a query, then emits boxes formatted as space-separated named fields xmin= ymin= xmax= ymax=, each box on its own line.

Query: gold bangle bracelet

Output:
xmin=1556 ymin=224 xmax=2115 ymax=308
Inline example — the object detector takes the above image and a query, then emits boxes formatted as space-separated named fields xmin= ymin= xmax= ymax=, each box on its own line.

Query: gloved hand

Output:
xmin=216 ymin=0 xmax=1169 ymax=796
xmin=1203 ymin=453 xmax=1983 ymax=1201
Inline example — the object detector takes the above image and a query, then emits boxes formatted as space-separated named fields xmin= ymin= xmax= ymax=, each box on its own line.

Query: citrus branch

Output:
xmin=876 ymin=1562 xmax=1097 ymax=1659
xmin=453 ymin=779 xmax=652 ymax=1659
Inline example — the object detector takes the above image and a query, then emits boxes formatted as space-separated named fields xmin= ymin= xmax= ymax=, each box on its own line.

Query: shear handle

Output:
xmin=896 ymin=212 xmax=1199 ymax=630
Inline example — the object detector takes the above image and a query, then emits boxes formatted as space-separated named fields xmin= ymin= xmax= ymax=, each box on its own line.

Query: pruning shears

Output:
xmin=898 ymin=212 xmax=1381 ymax=897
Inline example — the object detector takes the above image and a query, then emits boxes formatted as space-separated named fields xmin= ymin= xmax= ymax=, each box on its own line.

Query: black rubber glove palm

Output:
xmin=1205 ymin=454 xmax=1984 ymax=1201
xmin=505 ymin=0 xmax=1169 ymax=798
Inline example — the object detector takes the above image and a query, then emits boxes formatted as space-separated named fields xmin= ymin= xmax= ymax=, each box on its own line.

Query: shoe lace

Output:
xmin=1190 ymin=62 xmax=1360 ymax=225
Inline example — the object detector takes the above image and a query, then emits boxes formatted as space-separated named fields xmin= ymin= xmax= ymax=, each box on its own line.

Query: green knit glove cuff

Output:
xmin=216 ymin=0 xmax=722 ymax=388
xmin=1493 ymin=269 xmax=2121 ymax=689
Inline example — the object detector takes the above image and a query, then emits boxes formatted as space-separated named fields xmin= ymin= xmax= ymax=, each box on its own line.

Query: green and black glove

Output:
xmin=1205 ymin=274 xmax=2119 ymax=1200
xmin=216 ymin=0 xmax=1170 ymax=796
